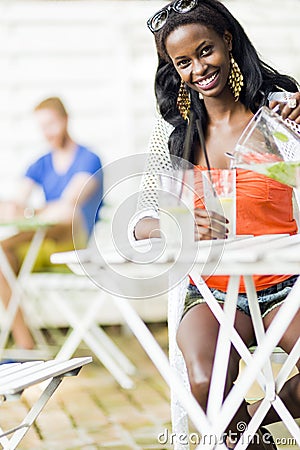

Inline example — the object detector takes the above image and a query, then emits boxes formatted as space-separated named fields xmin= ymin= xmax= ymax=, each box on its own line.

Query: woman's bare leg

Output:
xmin=176 ymin=303 xmax=267 ymax=449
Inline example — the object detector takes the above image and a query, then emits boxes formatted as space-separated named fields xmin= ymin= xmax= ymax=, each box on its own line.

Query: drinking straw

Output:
xmin=182 ymin=110 xmax=195 ymax=162
xmin=196 ymin=118 xmax=211 ymax=171
xmin=196 ymin=118 xmax=217 ymax=197
xmin=179 ymin=111 xmax=194 ymax=201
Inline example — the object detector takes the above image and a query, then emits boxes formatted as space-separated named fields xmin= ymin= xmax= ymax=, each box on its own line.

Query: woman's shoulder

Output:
xmin=153 ymin=113 xmax=175 ymax=133
xmin=76 ymin=144 xmax=102 ymax=165
xmin=148 ymin=113 xmax=174 ymax=149
xmin=29 ymin=151 xmax=51 ymax=169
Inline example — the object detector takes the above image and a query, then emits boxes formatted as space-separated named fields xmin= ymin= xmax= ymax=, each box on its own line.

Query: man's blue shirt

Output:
xmin=25 ymin=145 xmax=103 ymax=235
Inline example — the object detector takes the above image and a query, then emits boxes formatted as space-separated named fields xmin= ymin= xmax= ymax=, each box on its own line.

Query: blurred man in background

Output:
xmin=0 ymin=97 xmax=103 ymax=350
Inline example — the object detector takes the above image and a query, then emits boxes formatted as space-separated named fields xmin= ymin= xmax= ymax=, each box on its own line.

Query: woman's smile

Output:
xmin=193 ymin=70 xmax=220 ymax=90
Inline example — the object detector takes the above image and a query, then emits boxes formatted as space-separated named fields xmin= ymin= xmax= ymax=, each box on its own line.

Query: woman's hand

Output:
xmin=194 ymin=208 xmax=229 ymax=241
xmin=269 ymin=92 xmax=300 ymax=124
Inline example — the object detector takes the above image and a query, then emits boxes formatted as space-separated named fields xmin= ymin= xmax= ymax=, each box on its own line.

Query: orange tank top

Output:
xmin=191 ymin=167 xmax=297 ymax=292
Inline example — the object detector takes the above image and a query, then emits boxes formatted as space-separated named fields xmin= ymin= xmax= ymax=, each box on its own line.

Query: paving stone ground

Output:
xmin=1 ymin=324 xmax=299 ymax=450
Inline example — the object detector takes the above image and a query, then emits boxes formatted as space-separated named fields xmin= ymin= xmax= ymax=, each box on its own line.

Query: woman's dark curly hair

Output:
xmin=152 ymin=0 xmax=299 ymax=163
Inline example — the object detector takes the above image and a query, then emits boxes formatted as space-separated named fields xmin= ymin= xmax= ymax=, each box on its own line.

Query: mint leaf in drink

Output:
xmin=266 ymin=161 xmax=300 ymax=187
xmin=273 ymin=131 xmax=289 ymax=143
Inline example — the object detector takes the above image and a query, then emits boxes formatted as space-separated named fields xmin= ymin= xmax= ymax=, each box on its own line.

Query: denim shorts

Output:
xmin=183 ymin=275 xmax=299 ymax=319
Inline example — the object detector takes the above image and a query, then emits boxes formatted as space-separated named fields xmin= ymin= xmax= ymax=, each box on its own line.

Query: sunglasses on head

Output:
xmin=147 ymin=0 xmax=199 ymax=33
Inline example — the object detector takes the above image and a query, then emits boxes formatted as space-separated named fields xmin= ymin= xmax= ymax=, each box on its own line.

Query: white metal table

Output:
xmin=0 ymin=220 xmax=51 ymax=359
xmin=0 ymin=219 xmax=136 ymax=387
xmin=51 ymin=234 xmax=300 ymax=450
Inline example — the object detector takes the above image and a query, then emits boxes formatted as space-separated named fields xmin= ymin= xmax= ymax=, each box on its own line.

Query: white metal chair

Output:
xmin=25 ymin=269 xmax=136 ymax=390
xmin=0 ymin=356 xmax=91 ymax=450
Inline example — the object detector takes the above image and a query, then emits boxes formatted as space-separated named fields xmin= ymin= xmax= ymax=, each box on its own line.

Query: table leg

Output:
xmin=0 ymin=246 xmax=26 ymax=352
xmin=271 ymin=396 xmax=300 ymax=445
xmin=0 ymin=229 xmax=46 ymax=355
xmin=190 ymin=270 xmax=300 ymax=449
xmin=230 ymin=276 xmax=300 ymax=449
xmin=48 ymin=291 xmax=135 ymax=389
xmin=207 ymin=275 xmax=240 ymax=420
xmin=111 ymin=294 xmax=218 ymax=444
xmin=243 ymin=276 xmax=275 ymax=401
xmin=189 ymin=269 xmax=267 ymax=389
xmin=189 ymin=272 xmax=262 ymax=448
xmin=216 ymin=281 xmax=300 ymax=441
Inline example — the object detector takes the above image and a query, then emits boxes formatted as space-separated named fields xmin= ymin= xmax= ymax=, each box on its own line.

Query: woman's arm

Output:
xmin=130 ymin=115 xmax=173 ymax=242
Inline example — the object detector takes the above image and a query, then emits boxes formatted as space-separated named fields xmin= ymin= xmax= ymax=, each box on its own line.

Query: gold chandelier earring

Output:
xmin=177 ymin=80 xmax=191 ymax=121
xmin=228 ymin=53 xmax=244 ymax=102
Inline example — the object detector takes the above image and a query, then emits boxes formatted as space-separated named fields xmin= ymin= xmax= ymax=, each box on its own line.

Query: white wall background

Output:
xmin=0 ymin=0 xmax=299 ymax=200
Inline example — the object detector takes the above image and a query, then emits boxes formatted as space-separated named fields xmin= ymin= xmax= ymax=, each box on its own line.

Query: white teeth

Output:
xmin=197 ymin=72 xmax=217 ymax=87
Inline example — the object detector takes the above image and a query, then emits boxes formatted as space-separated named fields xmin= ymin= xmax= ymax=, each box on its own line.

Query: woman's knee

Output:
xmin=186 ymin=352 xmax=240 ymax=410
xmin=186 ymin=359 xmax=211 ymax=410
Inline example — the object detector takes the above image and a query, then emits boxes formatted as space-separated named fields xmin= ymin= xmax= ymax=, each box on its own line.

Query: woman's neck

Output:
xmin=204 ymin=93 xmax=248 ymax=126
xmin=195 ymin=96 xmax=253 ymax=168
xmin=55 ymin=134 xmax=75 ymax=152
